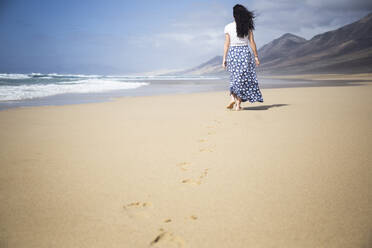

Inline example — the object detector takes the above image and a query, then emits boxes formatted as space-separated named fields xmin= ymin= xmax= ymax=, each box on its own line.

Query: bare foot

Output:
xmin=226 ymin=101 xmax=235 ymax=109
xmin=235 ymin=105 xmax=242 ymax=111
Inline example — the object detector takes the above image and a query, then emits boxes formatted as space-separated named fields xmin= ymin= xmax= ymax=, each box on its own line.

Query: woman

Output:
xmin=223 ymin=4 xmax=264 ymax=111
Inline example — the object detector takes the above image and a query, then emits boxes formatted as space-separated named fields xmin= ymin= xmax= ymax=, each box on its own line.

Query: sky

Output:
xmin=0 ymin=0 xmax=371 ymax=75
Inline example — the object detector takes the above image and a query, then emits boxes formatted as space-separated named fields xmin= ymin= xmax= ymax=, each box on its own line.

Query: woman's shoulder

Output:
xmin=224 ymin=22 xmax=235 ymax=33
xmin=225 ymin=22 xmax=235 ymax=28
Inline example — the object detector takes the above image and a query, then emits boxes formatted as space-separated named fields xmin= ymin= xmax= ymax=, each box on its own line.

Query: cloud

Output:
xmin=236 ymin=0 xmax=371 ymax=48
xmin=305 ymin=0 xmax=372 ymax=10
xmin=124 ymin=0 xmax=372 ymax=72
xmin=126 ymin=3 xmax=231 ymax=70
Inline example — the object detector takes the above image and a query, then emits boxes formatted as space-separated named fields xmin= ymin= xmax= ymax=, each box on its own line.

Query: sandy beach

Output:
xmin=1 ymin=76 xmax=371 ymax=247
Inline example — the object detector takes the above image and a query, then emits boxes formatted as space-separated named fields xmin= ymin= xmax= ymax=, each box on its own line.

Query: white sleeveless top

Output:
xmin=224 ymin=22 xmax=250 ymax=46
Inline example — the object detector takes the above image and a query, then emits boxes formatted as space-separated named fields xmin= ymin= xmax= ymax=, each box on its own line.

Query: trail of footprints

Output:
xmin=123 ymin=201 xmax=197 ymax=247
xmin=149 ymin=213 xmax=199 ymax=247
xmin=150 ymin=228 xmax=186 ymax=247
xmin=181 ymin=168 xmax=209 ymax=185
xmin=179 ymin=121 xmax=218 ymax=185
xmin=123 ymin=201 xmax=153 ymax=218
xmin=123 ymin=120 xmax=220 ymax=247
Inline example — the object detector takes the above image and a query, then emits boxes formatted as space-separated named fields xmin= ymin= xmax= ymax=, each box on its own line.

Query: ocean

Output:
xmin=0 ymin=72 xmax=356 ymax=111
xmin=0 ymin=73 xmax=222 ymax=110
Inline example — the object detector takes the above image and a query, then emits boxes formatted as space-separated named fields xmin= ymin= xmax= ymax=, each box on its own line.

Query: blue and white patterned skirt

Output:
xmin=226 ymin=45 xmax=264 ymax=103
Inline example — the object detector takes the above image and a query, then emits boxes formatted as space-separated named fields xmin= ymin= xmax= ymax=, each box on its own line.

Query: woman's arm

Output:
xmin=248 ymin=31 xmax=260 ymax=66
xmin=222 ymin=33 xmax=230 ymax=69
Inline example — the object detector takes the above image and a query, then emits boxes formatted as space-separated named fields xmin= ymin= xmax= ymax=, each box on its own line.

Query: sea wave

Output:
xmin=0 ymin=79 xmax=149 ymax=101
xmin=0 ymin=73 xmax=32 ymax=79
xmin=0 ymin=73 xmax=221 ymax=81
xmin=30 ymin=73 xmax=103 ymax=78
xmin=0 ymin=73 xmax=103 ymax=80
xmin=106 ymin=75 xmax=221 ymax=80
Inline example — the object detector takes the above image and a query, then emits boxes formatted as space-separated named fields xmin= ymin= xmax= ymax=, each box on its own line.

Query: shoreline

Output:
xmin=1 ymin=73 xmax=371 ymax=111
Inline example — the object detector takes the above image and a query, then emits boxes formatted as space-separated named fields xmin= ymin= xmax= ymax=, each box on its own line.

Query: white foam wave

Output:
xmin=30 ymin=73 xmax=102 ymax=78
xmin=0 ymin=73 xmax=31 ymax=79
xmin=0 ymin=72 xmax=221 ymax=81
xmin=0 ymin=79 xmax=149 ymax=101
xmin=105 ymin=75 xmax=221 ymax=80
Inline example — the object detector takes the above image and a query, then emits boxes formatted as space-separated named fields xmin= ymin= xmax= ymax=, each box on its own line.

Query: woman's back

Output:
xmin=224 ymin=22 xmax=250 ymax=46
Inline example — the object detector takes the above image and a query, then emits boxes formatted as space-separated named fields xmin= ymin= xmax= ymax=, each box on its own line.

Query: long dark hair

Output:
xmin=233 ymin=4 xmax=255 ymax=38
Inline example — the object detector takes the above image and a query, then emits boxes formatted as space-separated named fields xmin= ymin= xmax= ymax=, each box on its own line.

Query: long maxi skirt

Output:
xmin=226 ymin=45 xmax=264 ymax=103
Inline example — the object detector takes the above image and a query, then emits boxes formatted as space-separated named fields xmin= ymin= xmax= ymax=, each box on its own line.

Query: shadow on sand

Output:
xmin=242 ymin=104 xmax=289 ymax=111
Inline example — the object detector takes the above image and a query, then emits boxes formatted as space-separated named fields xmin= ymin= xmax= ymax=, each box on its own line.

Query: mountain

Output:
xmin=259 ymin=33 xmax=307 ymax=64
xmin=165 ymin=56 xmax=224 ymax=76
xmin=261 ymin=12 xmax=372 ymax=74
xmin=167 ymin=12 xmax=372 ymax=75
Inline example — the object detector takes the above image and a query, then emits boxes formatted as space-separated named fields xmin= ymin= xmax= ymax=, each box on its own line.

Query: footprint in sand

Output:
xmin=177 ymin=162 xmax=191 ymax=171
xmin=190 ymin=215 xmax=198 ymax=220
xmin=181 ymin=215 xmax=198 ymax=222
xmin=150 ymin=229 xmax=185 ymax=247
xmin=123 ymin=201 xmax=153 ymax=218
xmin=199 ymin=148 xmax=213 ymax=153
xmin=181 ymin=169 xmax=209 ymax=185
xmin=199 ymin=168 xmax=209 ymax=180
xmin=181 ymin=178 xmax=201 ymax=185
